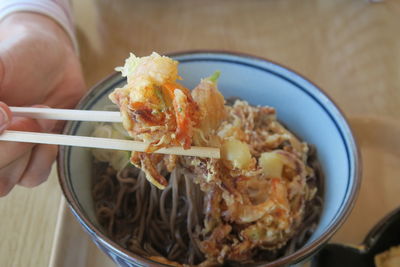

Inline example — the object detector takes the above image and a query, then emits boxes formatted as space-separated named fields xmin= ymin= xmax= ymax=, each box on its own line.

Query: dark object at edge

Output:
xmin=312 ymin=207 xmax=400 ymax=267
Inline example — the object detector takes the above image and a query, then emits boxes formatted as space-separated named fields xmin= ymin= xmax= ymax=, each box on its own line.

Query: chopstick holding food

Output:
xmin=3 ymin=107 xmax=220 ymax=158
xmin=0 ymin=130 xmax=220 ymax=158
xmin=10 ymin=107 xmax=122 ymax=123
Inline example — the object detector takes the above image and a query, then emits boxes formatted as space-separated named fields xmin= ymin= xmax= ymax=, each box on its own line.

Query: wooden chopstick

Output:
xmin=10 ymin=107 xmax=122 ymax=123
xmin=4 ymin=107 xmax=220 ymax=158
xmin=0 ymin=130 xmax=220 ymax=158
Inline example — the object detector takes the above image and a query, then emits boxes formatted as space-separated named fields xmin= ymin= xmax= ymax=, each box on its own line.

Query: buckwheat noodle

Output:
xmin=91 ymin=143 xmax=322 ymax=266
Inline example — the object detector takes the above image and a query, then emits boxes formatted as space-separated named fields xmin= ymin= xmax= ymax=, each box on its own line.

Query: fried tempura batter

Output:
xmin=110 ymin=53 xmax=201 ymax=189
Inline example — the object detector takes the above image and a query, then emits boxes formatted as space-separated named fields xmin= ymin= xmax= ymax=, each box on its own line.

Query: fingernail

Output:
xmin=0 ymin=106 xmax=9 ymax=132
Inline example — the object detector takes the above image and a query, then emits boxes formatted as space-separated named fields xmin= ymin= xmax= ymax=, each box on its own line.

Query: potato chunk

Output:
xmin=259 ymin=152 xmax=284 ymax=178
xmin=221 ymin=139 xmax=252 ymax=169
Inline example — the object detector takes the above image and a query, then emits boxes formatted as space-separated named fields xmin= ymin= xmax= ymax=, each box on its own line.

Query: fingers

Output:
xmin=0 ymin=143 xmax=57 ymax=196
xmin=0 ymin=117 xmax=53 ymax=167
xmin=18 ymin=144 xmax=57 ymax=188
xmin=0 ymin=151 xmax=31 ymax=196
xmin=0 ymin=109 xmax=57 ymax=196
xmin=0 ymin=101 xmax=11 ymax=132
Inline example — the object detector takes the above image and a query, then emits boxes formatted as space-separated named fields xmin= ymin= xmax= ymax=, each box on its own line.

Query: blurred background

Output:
xmin=0 ymin=0 xmax=399 ymax=266
xmin=74 ymin=0 xmax=400 ymax=120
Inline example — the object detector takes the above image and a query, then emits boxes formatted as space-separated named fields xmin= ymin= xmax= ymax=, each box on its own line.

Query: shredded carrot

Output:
xmin=173 ymin=92 xmax=191 ymax=149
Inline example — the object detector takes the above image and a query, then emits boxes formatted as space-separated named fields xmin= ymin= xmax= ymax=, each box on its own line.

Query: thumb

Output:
xmin=0 ymin=101 xmax=11 ymax=133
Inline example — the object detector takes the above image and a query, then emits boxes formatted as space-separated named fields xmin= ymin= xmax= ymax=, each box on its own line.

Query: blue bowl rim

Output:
xmin=57 ymin=50 xmax=362 ymax=267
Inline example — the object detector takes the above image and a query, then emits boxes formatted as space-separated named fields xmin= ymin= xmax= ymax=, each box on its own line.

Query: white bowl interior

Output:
xmin=62 ymin=53 xmax=357 ymax=255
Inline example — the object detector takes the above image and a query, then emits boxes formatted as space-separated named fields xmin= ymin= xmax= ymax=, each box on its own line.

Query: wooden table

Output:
xmin=1 ymin=0 xmax=399 ymax=266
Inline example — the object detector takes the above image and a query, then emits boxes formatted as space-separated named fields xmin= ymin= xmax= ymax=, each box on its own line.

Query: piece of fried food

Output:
xmin=109 ymin=53 xmax=226 ymax=189
xmin=110 ymin=52 xmax=200 ymax=151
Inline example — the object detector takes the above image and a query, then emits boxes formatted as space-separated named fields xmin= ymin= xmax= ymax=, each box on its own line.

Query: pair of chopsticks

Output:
xmin=0 ymin=107 xmax=220 ymax=159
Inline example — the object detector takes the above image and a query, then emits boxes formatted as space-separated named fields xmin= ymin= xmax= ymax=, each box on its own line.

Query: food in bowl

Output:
xmin=90 ymin=53 xmax=323 ymax=266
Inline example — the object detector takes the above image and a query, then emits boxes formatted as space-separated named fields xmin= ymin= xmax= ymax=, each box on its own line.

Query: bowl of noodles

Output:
xmin=57 ymin=51 xmax=360 ymax=266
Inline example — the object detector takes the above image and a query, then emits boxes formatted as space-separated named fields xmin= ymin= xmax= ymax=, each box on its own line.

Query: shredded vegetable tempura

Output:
xmin=109 ymin=53 xmax=203 ymax=189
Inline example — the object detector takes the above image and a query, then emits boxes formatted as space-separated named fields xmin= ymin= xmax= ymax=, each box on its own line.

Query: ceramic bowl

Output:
xmin=57 ymin=51 xmax=361 ymax=266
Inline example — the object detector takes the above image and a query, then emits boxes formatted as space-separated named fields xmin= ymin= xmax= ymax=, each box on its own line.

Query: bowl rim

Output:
xmin=57 ymin=50 xmax=362 ymax=267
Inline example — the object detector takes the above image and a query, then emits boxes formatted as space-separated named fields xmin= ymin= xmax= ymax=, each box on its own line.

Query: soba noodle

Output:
xmin=93 ymin=161 xmax=206 ymax=265
xmin=92 ymin=144 xmax=323 ymax=266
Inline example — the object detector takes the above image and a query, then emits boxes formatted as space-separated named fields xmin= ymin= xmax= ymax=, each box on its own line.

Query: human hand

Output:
xmin=0 ymin=12 xmax=86 ymax=196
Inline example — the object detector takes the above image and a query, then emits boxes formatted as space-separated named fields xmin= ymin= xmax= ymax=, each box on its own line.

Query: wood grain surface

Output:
xmin=0 ymin=0 xmax=399 ymax=266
